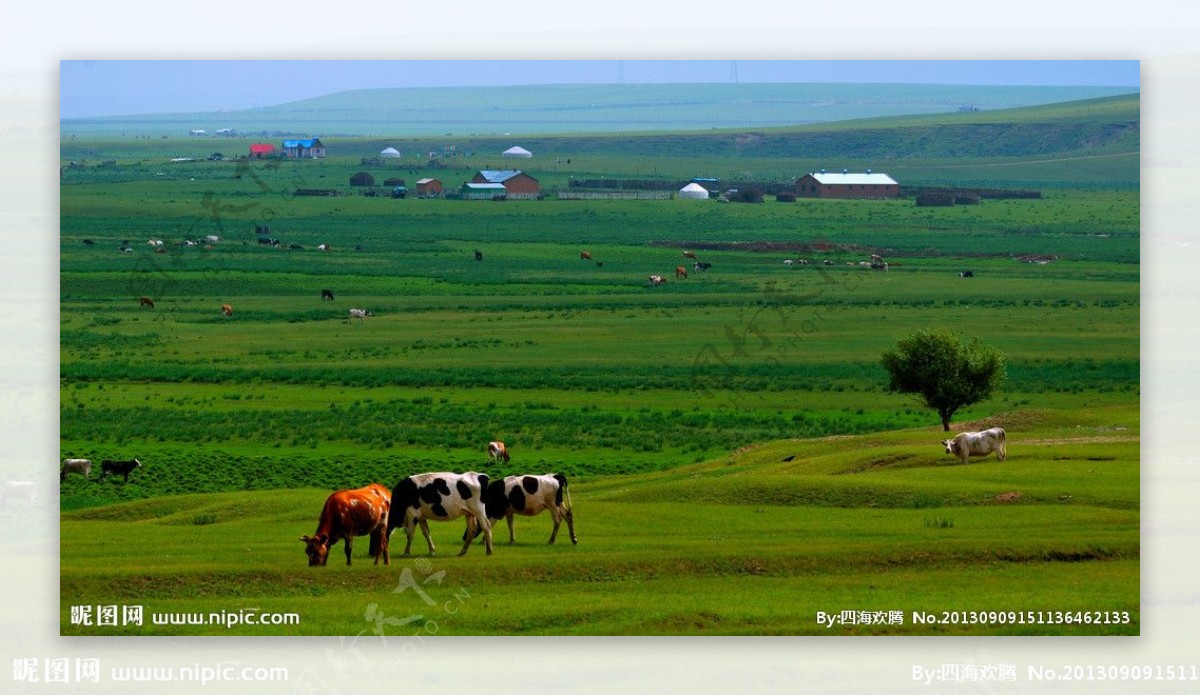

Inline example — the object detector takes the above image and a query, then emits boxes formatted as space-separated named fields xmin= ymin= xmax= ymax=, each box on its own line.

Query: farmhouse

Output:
xmin=471 ymin=170 xmax=540 ymax=198
xmin=282 ymin=138 xmax=326 ymax=159
xmin=796 ymin=170 xmax=899 ymax=199
xmin=461 ymin=182 xmax=508 ymax=200
xmin=416 ymin=178 xmax=444 ymax=197
xmin=249 ymin=143 xmax=276 ymax=159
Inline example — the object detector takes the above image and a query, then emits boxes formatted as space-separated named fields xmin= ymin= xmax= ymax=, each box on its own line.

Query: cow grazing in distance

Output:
xmin=823 ymin=259 xmax=835 ymax=266
xmin=221 ymin=304 xmax=233 ymax=317
xmin=101 ymin=458 xmax=141 ymax=482
xmin=579 ymin=251 xmax=592 ymax=261
xmin=138 ymin=296 xmax=154 ymax=309
xmin=693 ymin=262 xmax=712 ymax=272
xmin=470 ymin=474 xmax=577 ymax=546
xmin=474 ymin=250 xmax=483 ymax=262
xmin=675 ymin=265 xmax=688 ymax=279
xmin=683 ymin=251 xmax=698 ymax=260
xmin=321 ymin=289 xmax=335 ymax=301
xmin=82 ymin=239 xmax=94 ymax=245
xmin=0 ymin=481 xmax=37 ymax=508
xmin=648 ymin=275 xmax=666 ymax=286
xmin=941 ymin=427 xmax=1007 ymax=466
xmin=347 ymin=308 xmax=372 ymax=323
xmin=317 ymin=243 xmax=331 ymax=251
xmin=60 ymin=458 xmax=91 ymax=481
xmin=300 ymin=483 xmax=391 ymax=566
xmin=387 ymin=472 xmax=493 ymax=556
xmin=487 ymin=441 xmax=510 ymax=464
xmin=784 ymin=259 xmax=795 ymax=266
xmin=959 ymin=270 xmax=974 ymax=278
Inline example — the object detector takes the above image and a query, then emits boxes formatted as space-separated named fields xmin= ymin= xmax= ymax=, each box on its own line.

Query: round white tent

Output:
xmin=678 ymin=183 xmax=710 ymax=200
xmin=380 ymin=147 xmax=401 ymax=158
xmin=502 ymin=146 xmax=532 ymax=158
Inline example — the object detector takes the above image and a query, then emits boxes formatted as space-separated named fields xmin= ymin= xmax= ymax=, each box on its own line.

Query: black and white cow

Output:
xmin=61 ymin=458 xmax=92 ymax=481
xmin=347 ymin=308 xmax=372 ymax=322
xmin=387 ymin=472 xmax=493 ymax=556
xmin=941 ymin=428 xmax=1006 ymax=465
xmin=100 ymin=458 xmax=141 ymax=482
xmin=470 ymin=474 xmax=577 ymax=545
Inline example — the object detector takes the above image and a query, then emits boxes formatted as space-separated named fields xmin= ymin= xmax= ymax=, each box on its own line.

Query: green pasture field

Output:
xmin=60 ymin=116 xmax=1139 ymax=635
xmin=60 ymin=414 xmax=1139 ymax=636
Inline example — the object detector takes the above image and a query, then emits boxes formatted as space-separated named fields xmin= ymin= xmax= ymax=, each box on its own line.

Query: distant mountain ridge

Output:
xmin=61 ymin=82 xmax=1138 ymax=137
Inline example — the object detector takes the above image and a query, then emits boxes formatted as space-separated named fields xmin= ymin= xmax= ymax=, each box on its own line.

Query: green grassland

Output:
xmin=59 ymin=95 xmax=1139 ymax=635
xmin=60 ymin=411 xmax=1138 ymax=636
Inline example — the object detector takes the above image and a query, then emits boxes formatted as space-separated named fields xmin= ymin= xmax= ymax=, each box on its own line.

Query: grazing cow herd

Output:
xmin=287 ymin=441 xmax=582 ymax=566
xmin=81 ymin=240 xmax=1023 ymax=570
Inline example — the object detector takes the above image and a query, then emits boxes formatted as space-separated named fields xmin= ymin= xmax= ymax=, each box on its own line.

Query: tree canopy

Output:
xmin=880 ymin=329 xmax=1006 ymax=431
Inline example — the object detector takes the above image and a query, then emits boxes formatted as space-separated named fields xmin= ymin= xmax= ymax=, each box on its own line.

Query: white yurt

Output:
xmin=380 ymin=147 xmax=401 ymax=158
xmin=678 ymin=182 xmax=710 ymax=200
xmin=502 ymin=146 xmax=533 ymax=158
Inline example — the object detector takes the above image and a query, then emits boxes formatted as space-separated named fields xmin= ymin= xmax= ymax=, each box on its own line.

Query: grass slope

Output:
xmin=60 ymin=414 xmax=1138 ymax=636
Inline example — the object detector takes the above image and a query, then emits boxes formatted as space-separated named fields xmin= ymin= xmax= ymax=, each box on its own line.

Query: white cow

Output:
xmin=387 ymin=472 xmax=493 ymax=556
xmin=347 ymin=308 xmax=372 ymax=323
xmin=472 ymin=474 xmax=577 ymax=545
xmin=648 ymin=275 xmax=666 ymax=286
xmin=941 ymin=427 xmax=1007 ymax=465
xmin=61 ymin=458 xmax=92 ymax=481
xmin=1 ymin=481 xmax=37 ymax=507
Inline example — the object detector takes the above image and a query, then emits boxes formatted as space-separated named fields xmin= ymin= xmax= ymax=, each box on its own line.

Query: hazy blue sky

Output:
xmin=60 ymin=60 xmax=1139 ymax=119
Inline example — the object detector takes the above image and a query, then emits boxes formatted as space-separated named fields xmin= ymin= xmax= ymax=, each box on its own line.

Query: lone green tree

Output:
xmin=880 ymin=329 xmax=1006 ymax=431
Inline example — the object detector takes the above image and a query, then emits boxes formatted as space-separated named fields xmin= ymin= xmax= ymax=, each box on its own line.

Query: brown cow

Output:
xmin=221 ymin=304 xmax=233 ymax=317
xmin=138 ymin=296 xmax=154 ymax=309
xmin=675 ymin=265 xmax=688 ymax=279
xmin=300 ymin=483 xmax=392 ymax=566
xmin=487 ymin=440 xmax=510 ymax=464
xmin=580 ymin=251 xmax=592 ymax=261
xmin=683 ymin=251 xmax=698 ymax=260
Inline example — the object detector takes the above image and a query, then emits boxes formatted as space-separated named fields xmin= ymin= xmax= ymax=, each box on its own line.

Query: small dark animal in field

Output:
xmin=675 ymin=266 xmax=688 ymax=279
xmin=580 ymin=251 xmax=592 ymax=261
xmin=100 ymin=458 xmax=141 ymax=483
xmin=474 ymin=250 xmax=483 ymax=261
xmin=289 ymin=244 xmax=304 ymax=250
xmin=781 ymin=455 xmax=795 ymax=462
xmin=693 ymin=262 xmax=712 ymax=272
xmin=355 ymin=245 xmax=364 ymax=252
xmin=138 ymin=296 xmax=154 ymax=309
xmin=321 ymin=289 xmax=335 ymax=301
xmin=959 ymin=270 xmax=974 ymax=278
xmin=82 ymin=239 xmax=94 ymax=245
